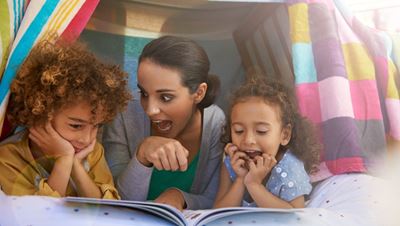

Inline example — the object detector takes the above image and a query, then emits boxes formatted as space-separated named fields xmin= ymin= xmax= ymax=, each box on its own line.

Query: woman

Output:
xmin=102 ymin=36 xmax=225 ymax=210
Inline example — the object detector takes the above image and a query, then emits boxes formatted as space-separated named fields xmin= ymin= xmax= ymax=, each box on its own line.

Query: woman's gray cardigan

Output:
xmin=102 ymin=99 xmax=225 ymax=209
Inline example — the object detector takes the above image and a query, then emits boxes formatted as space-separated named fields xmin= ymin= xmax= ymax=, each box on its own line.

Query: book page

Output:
xmin=183 ymin=207 xmax=303 ymax=226
xmin=65 ymin=197 xmax=186 ymax=226
xmin=1 ymin=195 xmax=174 ymax=226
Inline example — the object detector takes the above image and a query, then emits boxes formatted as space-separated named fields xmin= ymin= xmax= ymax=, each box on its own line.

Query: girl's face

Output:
xmin=137 ymin=60 xmax=201 ymax=138
xmin=230 ymin=96 xmax=291 ymax=158
xmin=52 ymin=101 xmax=102 ymax=153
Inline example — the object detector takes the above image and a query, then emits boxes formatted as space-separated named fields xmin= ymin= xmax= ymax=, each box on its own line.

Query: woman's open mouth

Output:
xmin=152 ymin=120 xmax=172 ymax=132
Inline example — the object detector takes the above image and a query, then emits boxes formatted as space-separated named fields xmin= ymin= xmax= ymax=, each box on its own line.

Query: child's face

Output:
xmin=230 ymin=96 xmax=291 ymax=158
xmin=137 ymin=60 xmax=200 ymax=139
xmin=51 ymin=101 xmax=102 ymax=153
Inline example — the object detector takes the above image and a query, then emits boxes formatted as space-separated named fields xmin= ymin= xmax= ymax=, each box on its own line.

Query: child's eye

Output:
xmin=95 ymin=123 xmax=103 ymax=128
xmin=69 ymin=124 xmax=83 ymax=129
xmin=161 ymin=94 xmax=173 ymax=102
xmin=256 ymin=130 xmax=268 ymax=135
xmin=234 ymin=130 xmax=244 ymax=135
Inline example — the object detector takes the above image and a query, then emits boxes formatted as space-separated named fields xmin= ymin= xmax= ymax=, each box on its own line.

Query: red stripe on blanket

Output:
xmin=60 ymin=0 xmax=100 ymax=42
xmin=325 ymin=157 xmax=367 ymax=174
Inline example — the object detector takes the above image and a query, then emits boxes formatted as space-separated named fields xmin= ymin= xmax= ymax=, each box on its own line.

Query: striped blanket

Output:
xmin=0 ymin=0 xmax=99 ymax=139
xmin=288 ymin=0 xmax=400 ymax=181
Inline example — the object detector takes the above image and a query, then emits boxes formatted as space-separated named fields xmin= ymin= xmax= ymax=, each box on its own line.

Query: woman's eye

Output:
xmin=161 ymin=95 xmax=173 ymax=102
xmin=139 ymin=90 xmax=148 ymax=98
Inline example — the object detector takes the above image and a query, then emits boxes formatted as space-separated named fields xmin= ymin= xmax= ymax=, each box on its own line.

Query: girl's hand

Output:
xmin=231 ymin=150 xmax=249 ymax=178
xmin=29 ymin=122 xmax=74 ymax=159
xmin=224 ymin=143 xmax=238 ymax=158
xmin=244 ymin=154 xmax=277 ymax=186
xmin=137 ymin=136 xmax=189 ymax=171
xmin=74 ymin=139 xmax=96 ymax=163
xmin=154 ymin=188 xmax=186 ymax=211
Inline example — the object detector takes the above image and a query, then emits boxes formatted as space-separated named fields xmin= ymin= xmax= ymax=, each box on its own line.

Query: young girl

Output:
xmin=214 ymin=75 xmax=320 ymax=208
xmin=0 ymin=40 xmax=131 ymax=199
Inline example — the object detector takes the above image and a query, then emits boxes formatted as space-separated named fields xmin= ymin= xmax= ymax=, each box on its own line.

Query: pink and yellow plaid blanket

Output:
xmin=288 ymin=0 xmax=400 ymax=181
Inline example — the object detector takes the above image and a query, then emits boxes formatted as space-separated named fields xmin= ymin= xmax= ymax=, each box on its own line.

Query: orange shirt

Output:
xmin=0 ymin=134 xmax=119 ymax=199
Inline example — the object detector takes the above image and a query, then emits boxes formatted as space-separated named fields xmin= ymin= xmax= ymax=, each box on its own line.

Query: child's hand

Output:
xmin=74 ymin=139 xmax=96 ymax=163
xmin=29 ymin=122 xmax=75 ymax=159
xmin=231 ymin=150 xmax=249 ymax=178
xmin=224 ymin=143 xmax=238 ymax=158
xmin=244 ymin=154 xmax=277 ymax=186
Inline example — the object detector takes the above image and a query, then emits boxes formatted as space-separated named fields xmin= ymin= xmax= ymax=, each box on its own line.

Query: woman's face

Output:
xmin=137 ymin=60 xmax=199 ymax=138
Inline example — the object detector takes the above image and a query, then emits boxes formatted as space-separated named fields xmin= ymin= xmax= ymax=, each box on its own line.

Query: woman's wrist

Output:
xmin=136 ymin=142 xmax=152 ymax=167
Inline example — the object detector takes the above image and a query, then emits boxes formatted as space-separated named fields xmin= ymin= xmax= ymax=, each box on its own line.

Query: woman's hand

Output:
xmin=29 ymin=122 xmax=74 ymax=159
xmin=244 ymin=154 xmax=277 ymax=186
xmin=136 ymin=136 xmax=189 ymax=171
xmin=154 ymin=188 xmax=186 ymax=211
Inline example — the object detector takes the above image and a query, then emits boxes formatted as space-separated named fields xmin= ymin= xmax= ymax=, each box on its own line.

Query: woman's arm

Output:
xmin=102 ymin=112 xmax=132 ymax=179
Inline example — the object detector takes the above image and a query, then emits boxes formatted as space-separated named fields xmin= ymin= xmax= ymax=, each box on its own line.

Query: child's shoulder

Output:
xmin=278 ymin=150 xmax=305 ymax=168
xmin=0 ymin=133 xmax=28 ymax=161
xmin=86 ymin=141 xmax=106 ymax=160
xmin=271 ymin=150 xmax=308 ymax=181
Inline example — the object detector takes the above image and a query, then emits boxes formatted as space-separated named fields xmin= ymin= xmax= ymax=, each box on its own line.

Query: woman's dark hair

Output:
xmin=221 ymin=74 xmax=320 ymax=173
xmin=138 ymin=35 xmax=219 ymax=109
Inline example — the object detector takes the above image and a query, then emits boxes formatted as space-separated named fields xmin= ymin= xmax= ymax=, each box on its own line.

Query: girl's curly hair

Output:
xmin=8 ymin=39 xmax=132 ymax=127
xmin=221 ymin=74 xmax=320 ymax=173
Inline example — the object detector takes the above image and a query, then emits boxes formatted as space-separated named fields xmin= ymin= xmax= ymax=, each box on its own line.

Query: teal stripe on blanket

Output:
xmin=292 ymin=43 xmax=317 ymax=84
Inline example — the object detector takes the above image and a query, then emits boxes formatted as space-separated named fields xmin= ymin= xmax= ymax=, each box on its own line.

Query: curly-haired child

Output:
xmin=0 ymin=40 xmax=132 ymax=199
xmin=214 ymin=75 xmax=320 ymax=208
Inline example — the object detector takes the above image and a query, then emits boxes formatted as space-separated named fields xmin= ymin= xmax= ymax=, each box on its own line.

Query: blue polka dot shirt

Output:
xmin=224 ymin=150 xmax=312 ymax=207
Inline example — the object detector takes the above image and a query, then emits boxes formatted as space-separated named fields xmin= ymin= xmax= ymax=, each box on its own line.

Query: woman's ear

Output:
xmin=280 ymin=124 xmax=292 ymax=146
xmin=194 ymin=82 xmax=207 ymax=104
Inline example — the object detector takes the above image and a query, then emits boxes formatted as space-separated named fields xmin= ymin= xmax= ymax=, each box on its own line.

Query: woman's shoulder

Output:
xmin=203 ymin=104 xmax=225 ymax=122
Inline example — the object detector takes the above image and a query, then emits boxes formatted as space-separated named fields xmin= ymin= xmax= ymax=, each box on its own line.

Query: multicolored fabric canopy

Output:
xmin=288 ymin=0 xmax=400 ymax=181
xmin=0 ymin=0 xmax=99 ymax=139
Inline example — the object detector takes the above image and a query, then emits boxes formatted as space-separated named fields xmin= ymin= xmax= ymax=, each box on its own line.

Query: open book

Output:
xmin=65 ymin=197 xmax=302 ymax=226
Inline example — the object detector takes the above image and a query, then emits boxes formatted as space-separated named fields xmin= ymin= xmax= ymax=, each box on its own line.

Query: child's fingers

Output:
xmin=248 ymin=160 xmax=257 ymax=171
xmin=231 ymin=151 xmax=247 ymax=162
xmin=254 ymin=156 xmax=264 ymax=168
xmin=44 ymin=121 xmax=57 ymax=136
xmin=30 ymin=125 xmax=47 ymax=138
xmin=224 ymin=143 xmax=238 ymax=157
xmin=262 ymin=154 xmax=277 ymax=169
xmin=28 ymin=132 xmax=41 ymax=147
xmin=233 ymin=158 xmax=246 ymax=170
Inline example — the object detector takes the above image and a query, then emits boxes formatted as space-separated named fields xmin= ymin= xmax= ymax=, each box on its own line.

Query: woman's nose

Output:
xmin=145 ymin=99 xmax=161 ymax=116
